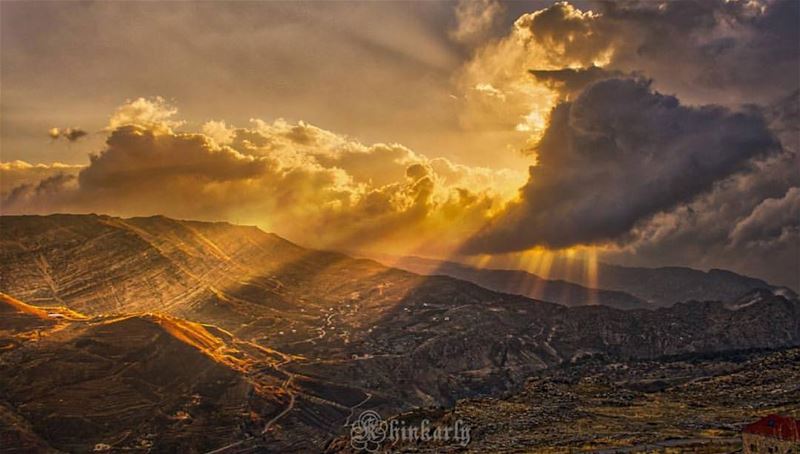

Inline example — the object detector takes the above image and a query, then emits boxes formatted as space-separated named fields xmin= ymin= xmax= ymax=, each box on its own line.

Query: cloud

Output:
xmin=452 ymin=0 xmax=798 ymax=286
xmin=455 ymin=0 xmax=799 ymax=148
xmin=75 ymin=125 xmax=269 ymax=199
xmin=517 ymin=0 xmax=799 ymax=105
xmin=0 ymin=160 xmax=83 ymax=196
xmin=730 ymin=187 xmax=800 ymax=247
xmin=596 ymin=0 xmax=800 ymax=106
xmin=462 ymin=78 xmax=780 ymax=253
xmin=3 ymin=173 xmax=78 ymax=213
xmin=2 ymin=99 xmax=524 ymax=257
xmin=450 ymin=0 xmax=505 ymax=46
xmin=201 ymin=120 xmax=236 ymax=145
xmin=107 ymin=97 xmax=184 ymax=133
xmin=48 ymin=127 xmax=89 ymax=142
xmin=582 ymin=90 xmax=800 ymax=289
xmin=603 ymin=149 xmax=799 ymax=287
xmin=453 ymin=2 xmax=605 ymax=139
xmin=528 ymin=66 xmax=624 ymax=100
xmin=513 ymin=1 xmax=609 ymax=68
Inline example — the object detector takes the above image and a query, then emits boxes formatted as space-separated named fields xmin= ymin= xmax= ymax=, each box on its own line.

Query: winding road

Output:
xmin=261 ymin=374 xmax=296 ymax=435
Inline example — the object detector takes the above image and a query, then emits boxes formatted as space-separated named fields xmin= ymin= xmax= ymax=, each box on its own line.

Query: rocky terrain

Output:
xmin=1 ymin=214 xmax=798 ymax=452
xmin=327 ymin=347 xmax=800 ymax=453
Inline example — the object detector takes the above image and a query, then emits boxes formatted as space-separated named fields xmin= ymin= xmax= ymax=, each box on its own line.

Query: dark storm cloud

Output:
xmin=529 ymin=66 xmax=623 ymax=99
xmin=509 ymin=0 xmax=800 ymax=106
xmin=610 ymin=152 xmax=799 ymax=288
xmin=602 ymin=0 xmax=800 ymax=105
xmin=601 ymin=90 xmax=800 ymax=289
xmin=463 ymin=78 xmax=781 ymax=253
xmin=3 ymin=173 xmax=76 ymax=210
xmin=731 ymin=187 xmax=800 ymax=247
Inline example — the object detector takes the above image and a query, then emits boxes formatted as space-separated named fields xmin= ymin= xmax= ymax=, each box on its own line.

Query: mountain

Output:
xmin=1 ymin=214 xmax=799 ymax=451
xmin=300 ymin=285 xmax=800 ymax=408
xmin=371 ymin=255 xmax=647 ymax=310
xmin=561 ymin=263 xmax=793 ymax=306
xmin=369 ymin=254 xmax=792 ymax=307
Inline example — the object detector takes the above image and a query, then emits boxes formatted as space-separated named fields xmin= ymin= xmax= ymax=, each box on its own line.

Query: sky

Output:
xmin=1 ymin=0 xmax=798 ymax=289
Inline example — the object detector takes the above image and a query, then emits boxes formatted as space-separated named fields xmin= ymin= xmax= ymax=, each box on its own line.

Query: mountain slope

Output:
xmin=0 ymin=313 xmax=272 ymax=452
xmin=0 ymin=292 xmax=53 ymax=333
xmin=0 ymin=214 xmax=308 ymax=316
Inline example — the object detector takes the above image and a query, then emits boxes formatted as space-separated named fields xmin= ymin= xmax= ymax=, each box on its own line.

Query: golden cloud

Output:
xmin=2 ymin=98 xmax=525 ymax=257
xmin=450 ymin=0 xmax=505 ymax=46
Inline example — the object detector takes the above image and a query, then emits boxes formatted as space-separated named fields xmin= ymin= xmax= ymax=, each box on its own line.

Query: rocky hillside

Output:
xmin=327 ymin=347 xmax=800 ymax=453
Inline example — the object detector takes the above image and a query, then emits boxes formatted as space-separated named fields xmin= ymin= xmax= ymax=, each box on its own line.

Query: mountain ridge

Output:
xmin=366 ymin=253 xmax=792 ymax=307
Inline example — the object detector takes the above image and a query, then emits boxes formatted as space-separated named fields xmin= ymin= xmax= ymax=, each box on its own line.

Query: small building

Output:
xmin=742 ymin=414 xmax=800 ymax=453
